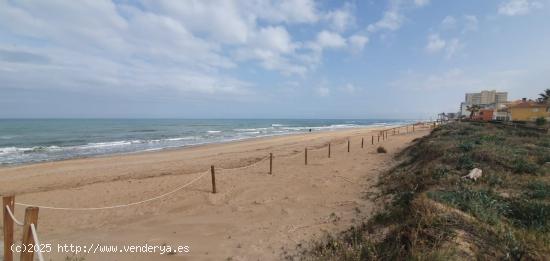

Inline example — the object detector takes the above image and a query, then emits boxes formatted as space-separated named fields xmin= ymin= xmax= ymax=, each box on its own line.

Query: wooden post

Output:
xmin=328 ymin=143 xmax=331 ymax=158
xmin=3 ymin=195 xmax=15 ymax=261
xmin=371 ymin=136 xmax=374 ymax=145
xmin=305 ymin=148 xmax=308 ymax=165
xmin=210 ymin=165 xmax=216 ymax=194
xmin=361 ymin=137 xmax=364 ymax=148
xmin=20 ymin=207 xmax=39 ymax=261
xmin=269 ymin=153 xmax=273 ymax=174
xmin=377 ymin=135 xmax=380 ymax=143
xmin=347 ymin=139 xmax=350 ymax=152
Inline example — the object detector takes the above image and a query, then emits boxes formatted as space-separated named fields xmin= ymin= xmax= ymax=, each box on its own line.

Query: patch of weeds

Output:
xmin=459 ymin=142 xmax=475 ymax=152
xmin=512 ymin=158 xmax=539 ymax=174
xmin=485 ymin=172 xmax=504 ymax=187
xmin=431 ymin=166 xmax=450 ymax=180
xmin=523 ymin=181 xmax=550 ymax=199
xmin=329 ymin=212 xmax=341 ymax=224
xmin=458 ymin=154 xmax=475 ymax=170
xmin=428 ymin=188 xmax=509 ymax=225
xmin=506 ymin=199 xmax=550 ymax=231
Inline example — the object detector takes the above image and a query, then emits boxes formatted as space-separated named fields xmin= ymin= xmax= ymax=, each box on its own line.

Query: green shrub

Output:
xmin=459 ymin=142 xmax=475 ymax=152
xmin=512 ymin=158 xmax=539 ymax=174
xmin=506 ymin=199 xmax=550 ymax=231
xmin=524 ymin=181 xmax=550 ymax=199
xmin=535 ymin=117 xmax=547 ymax=126
xmin=377 ymin=146 xmax=387 ymax=153
xmin=428 ymin=188 xmax=509 ymax=225
xmin=458 ymin=154 xmax=475 ymax=170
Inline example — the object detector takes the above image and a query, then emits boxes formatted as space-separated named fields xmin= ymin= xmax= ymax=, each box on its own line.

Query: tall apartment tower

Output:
xmin=460 ymin=90 xmax=508 ymax=116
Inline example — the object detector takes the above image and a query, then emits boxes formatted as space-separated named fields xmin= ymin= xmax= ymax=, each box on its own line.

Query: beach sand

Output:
xmin=0 ymin=125 xmax=430 ymax=260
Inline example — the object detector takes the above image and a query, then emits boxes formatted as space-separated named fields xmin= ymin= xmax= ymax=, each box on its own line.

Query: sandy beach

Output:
xmin=1 ymin=126 xmax=429 ymax=260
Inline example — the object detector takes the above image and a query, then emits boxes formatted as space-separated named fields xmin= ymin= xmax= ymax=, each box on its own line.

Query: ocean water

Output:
xmin=0 ymin=119 xmax=412 ymax=165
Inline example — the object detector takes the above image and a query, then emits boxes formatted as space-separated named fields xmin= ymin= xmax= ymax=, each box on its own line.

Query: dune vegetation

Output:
xmin=290 ymin=121 xmax=550 ymax=260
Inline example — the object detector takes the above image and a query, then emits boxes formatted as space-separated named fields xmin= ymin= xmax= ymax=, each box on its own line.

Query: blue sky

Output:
xmin=1 ymin=0 xmax=549 ymax=119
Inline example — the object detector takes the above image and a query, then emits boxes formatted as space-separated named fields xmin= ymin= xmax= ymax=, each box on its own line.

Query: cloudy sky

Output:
xmin=1 ymin=0 xmax=549 ymax=119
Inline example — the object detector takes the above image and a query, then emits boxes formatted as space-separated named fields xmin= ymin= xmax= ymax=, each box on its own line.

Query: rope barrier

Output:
xmin=5 ymin=205 xmax=24 ymax=226
xmin=11 ymin=124 xmax=422 ymax=211
xmin=217 ymin=155 xmax=270 ymax=172
xmin=30 ymin=223 xmax=45 ymax=261
xmin=14 ymin=171 xmax=208 ymax=211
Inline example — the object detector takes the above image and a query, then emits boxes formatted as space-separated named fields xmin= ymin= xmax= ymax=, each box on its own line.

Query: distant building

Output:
xmin=473 ymin=109 xmax=494 ymax=121
xmin=465 ymin=90 xmax=508 ymax=105
xmin=508 ymin=98 xmax=550 ymax=122
xmin=460 ymin=90 xmax=508 ymax=117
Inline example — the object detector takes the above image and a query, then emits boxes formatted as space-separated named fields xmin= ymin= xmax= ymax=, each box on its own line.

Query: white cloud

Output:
xmin=498 ymin=0 xmax=543 ymax=16
xmin=367 ymin=10 xmax=404 ymax=33
xmin=0 ymin=0 xmax=372 ymax=105
xmin=445 ymin=38 xmax=463 ymax=59
xmin=440 ymin=16 xmax=457 ymax=30
xmin=414 ymin=0 xmax=431 ymax=7
xmin=367 ymin=0 xmax=432 ymax=34
xmin=342 ymin=83 xmax=357 ymax=93
xmin=349 ymin=35 xmax=369 ymax=51
xmin=463 ymin=15 xmax=479 ymax=33
xmin=253 ymin=26 xmax=296 ymax=54
xmin=315 ymin=31 xmax=348 ymax=49
xmin=325 ymin=3 xmax=355 ymax=32
xmin=425 ymin=34 xmax=446 ymax=53
xmin=251 ymin=0 xmax=320 ymax=24
xmin=425 ymin=34 xmax=463 ymax=59
xmin=317 ymin=87 xmax=330 ymax=96
xmin=140 ymin=0 xmax=252 ymax=44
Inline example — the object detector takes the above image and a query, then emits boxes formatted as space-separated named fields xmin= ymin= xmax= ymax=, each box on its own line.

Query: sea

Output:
xmin=0 ymin=119 xmax=415 ymax=165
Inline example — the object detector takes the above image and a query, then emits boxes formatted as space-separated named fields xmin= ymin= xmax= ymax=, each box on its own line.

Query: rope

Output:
xmin=30 ymin=223 xmax=45 ymax=261
xmin=15 ymin=171 xmax=208 ymax=211
xmin=217 ymin=155 xmax=270 ymax=172
xmin=5 ymin=205 xmax=24 ymax=226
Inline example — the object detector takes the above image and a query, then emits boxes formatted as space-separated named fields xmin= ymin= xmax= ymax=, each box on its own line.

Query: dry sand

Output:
xmin=0 ymin=126 xmax=430 ymax=260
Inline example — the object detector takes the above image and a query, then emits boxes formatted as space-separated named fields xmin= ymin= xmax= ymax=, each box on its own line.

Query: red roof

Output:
xmin=508 ymin=100 xmax=548 ymax=108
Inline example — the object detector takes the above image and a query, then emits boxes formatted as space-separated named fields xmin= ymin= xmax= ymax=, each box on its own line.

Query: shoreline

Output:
xmin=0 ymin=123 xmax=405 ymax=169
xmin=0 ymin=124 xmax=430 ymax=260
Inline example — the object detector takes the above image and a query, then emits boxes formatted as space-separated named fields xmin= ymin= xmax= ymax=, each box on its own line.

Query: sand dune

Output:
xmin=0 ymin=126 xmax=429 ymax=260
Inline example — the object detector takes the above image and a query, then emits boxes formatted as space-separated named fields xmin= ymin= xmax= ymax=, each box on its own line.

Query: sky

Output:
xmin=1 ymin=0 xmax=549 ymax=119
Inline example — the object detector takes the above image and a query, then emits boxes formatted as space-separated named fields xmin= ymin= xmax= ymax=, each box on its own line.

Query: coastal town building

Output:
xmin=508 ymin=98 xmax=550 ymax=121
xmin=459 ymin=90 xmax=508 ymax=117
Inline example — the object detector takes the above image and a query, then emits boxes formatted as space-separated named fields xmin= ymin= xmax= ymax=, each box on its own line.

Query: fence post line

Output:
xmin=210 ymin=165 xmax=216 ymax=194
xmin=3 ymin=195 xmax=15 ymax=261
xmin=269 ymin=153 xmax=273 ymax=175
xmin=20 ymin=206 xmax=39 ymax=261
xmin=371 ymin=136 xmax=374 ymax=145
xmin=377 ymin=135 xmax=380 ymax=143
xmin=347 ymin=139 xmax=350 ymax=152
xmin=328 ymin=143 xmax=331 ymax=158
xmin=361 ymin=137 xmax=364 ymax=148
xmin=305 ymin=148 xmax=308 ymax=165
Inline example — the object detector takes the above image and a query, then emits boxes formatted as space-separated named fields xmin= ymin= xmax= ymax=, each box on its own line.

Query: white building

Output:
xmin=460 ymin=90 xmax=508 ymax=117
